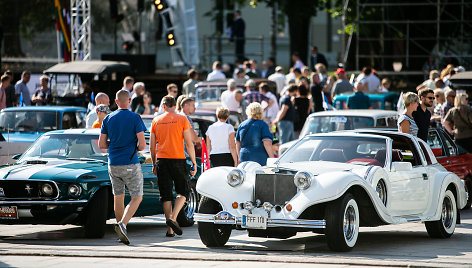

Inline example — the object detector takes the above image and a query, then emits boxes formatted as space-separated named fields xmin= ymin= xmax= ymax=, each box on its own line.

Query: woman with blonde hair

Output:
xmin=398 ymin=92 xmax=419 ymax=136
xmin=444 ymin=93 xmax=472 ymax=152
xmin=205 ymin=107 xmax=238 ymax=167
xmin=236 ymin=102 xmax=274 ymax=166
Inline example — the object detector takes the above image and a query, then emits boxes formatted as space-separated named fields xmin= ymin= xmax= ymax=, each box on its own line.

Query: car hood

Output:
xmin=270 ymin=161 xmax=370 ymax=177
xmin=0 ymin=132 xmax=43 ymax=143
xmin=0 ymin=159 xmax=107 ymax=181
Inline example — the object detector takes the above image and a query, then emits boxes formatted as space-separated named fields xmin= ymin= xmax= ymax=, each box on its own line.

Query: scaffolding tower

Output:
xmin=342 ymin=0 xmax=472 ymax=71
xmin=70 ymin=0 xmax=91 ymax=61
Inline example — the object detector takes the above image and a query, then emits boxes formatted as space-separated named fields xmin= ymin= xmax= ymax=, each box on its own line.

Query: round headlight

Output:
xmin=68 ymin=184 xmax=82 ymax=198
xmin=294 ymin=171 xmax=312 ymax=190
xmin=262 ymin=202 xmax=274 ymax=212
xmin=41 ymin=183 xmax=54 ymax=196
xmin=227 ymin=169 xmax=245 ymax=187
xmin=243 ymin=201 xmax=254 ymax=211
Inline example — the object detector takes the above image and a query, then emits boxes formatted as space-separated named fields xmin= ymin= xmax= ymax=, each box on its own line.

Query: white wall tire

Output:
xmin=325 ymin=193 xmax=360 ymax=251
xmin=425 ymin=189 xmax=457 ymax=238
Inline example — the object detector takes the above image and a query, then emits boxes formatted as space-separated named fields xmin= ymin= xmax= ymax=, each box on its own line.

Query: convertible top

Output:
xmin=44 ymin=61 xmax=130 ymax=75
xmin=449 ymin=71 xmax=472 ymax=87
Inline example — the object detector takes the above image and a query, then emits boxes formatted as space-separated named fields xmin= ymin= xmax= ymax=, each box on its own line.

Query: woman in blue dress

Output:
xmin=236 ymin=102 xmax=274 ymax=166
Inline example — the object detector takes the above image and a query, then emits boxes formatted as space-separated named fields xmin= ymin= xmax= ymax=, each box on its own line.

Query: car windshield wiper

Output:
xmin=66 ymin=157 xmax=107 ymax=164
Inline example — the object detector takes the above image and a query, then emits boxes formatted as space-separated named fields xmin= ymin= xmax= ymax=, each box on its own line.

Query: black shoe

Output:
xmin=114 ymin=222 xmax=130 ymax=245
xmin=166 ymin=219 xmax=182 ymax=236
xmin=165 ymin=231 xmax=175 ymax=237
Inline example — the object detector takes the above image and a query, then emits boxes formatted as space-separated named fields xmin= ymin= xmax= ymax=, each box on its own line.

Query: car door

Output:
xmin=388 ymin=139 xmax=429 ymax=216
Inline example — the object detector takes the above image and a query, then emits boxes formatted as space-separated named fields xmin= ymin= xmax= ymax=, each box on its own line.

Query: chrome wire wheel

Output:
xmin=376 ymin=180 xmax=387 ymax=206
xmin=441 ymin=195 xmax=454 ymax=230
xmin=343 ymin=201 xmax=358 ymax=244
xmin=185 ymin=186 xmax=198 ymax=219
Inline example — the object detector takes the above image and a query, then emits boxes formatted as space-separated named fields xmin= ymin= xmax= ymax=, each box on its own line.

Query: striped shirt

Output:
xmin=397 ymin=114 xmax=418 ymax=137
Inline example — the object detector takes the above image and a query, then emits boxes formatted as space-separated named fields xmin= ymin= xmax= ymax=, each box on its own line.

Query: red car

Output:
xmin=428 ymin=128 xmax=472 ymax=209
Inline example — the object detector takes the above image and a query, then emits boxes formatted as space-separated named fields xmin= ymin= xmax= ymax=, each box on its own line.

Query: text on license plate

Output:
xmin=242 ymin=214 xmax=267 ymax=229
xmin=0 ymin=206 xmax=19 ymax=219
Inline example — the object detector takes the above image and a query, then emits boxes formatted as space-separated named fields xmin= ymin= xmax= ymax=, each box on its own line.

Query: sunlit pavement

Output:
xmin=0 ymin=210 xmax=471 ymax=267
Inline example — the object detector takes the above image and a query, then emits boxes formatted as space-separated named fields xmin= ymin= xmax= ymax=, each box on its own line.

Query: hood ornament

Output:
xmin=25 ymin=184 xmax=33 ymax=195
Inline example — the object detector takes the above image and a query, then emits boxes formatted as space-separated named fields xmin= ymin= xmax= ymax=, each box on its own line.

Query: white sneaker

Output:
xmin=114 ymin=222 xmax=130 ymax=245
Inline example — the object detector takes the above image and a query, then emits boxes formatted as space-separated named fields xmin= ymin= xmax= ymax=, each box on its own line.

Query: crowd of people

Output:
xmin=398 ymin=65 xmax=472 ymax=154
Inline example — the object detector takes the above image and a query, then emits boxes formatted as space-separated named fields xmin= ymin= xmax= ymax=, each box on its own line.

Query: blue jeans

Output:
xmin=278 ymin=120 xmax=294 ymax=144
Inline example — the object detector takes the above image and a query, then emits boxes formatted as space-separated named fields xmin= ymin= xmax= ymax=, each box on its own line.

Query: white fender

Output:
xmin=196 ymin=161 xmax=261 ymax=213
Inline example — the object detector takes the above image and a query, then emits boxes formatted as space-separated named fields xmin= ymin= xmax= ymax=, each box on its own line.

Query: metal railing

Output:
xmin=202 ymin=35 xmax=264 ymax=68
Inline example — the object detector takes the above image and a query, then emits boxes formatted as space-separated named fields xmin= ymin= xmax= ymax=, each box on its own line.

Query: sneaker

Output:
xmin=114 ymin=222 xmax=130 ymax=245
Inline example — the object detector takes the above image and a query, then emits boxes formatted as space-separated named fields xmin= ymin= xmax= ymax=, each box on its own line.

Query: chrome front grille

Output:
xmin=254 ymin=173 xmax=297 ymax=205
xmin=0 ymin=180 xmax=59 ymax=200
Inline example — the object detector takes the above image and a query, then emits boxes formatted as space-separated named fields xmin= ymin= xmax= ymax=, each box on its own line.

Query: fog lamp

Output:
xmin=243 ymin=201 xmax=254 ymax=211
xmin=286 ymin=204 xmax=293 ymax=211
xmin=262 ymin=202 xmax=273 ymax=212
xmin=232 ymin=202 xmax=239 ymax=209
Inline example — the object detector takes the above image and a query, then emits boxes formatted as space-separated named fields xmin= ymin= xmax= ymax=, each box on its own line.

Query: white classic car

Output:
xmin=194 ymin=130 xmax=467 ymax=251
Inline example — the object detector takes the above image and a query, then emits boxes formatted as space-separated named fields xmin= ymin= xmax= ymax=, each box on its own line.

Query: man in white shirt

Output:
xmin=206 ymin=61 xmax=226 ymax=81
xmin=221 ymin=79 xmax=240 ymax=112
xmin=86 ymin=92 xmax=110 ymax=128
xmin=356 ymin=67 xmax=380 ymax=92
xmin=268 ymin=66 xmax=286 ymax=96
xmin=259 ymin=83 xmax=279 ymax=125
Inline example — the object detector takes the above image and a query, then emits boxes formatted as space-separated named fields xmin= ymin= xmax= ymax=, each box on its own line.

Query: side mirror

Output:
xmin=138 ymin=155 xmax=146 ymax=164
xmin=12 ymin=154 xmax=21 ymax=160
xmin=266 ymin=158 xmax=278 ymax=166
xmin=391 ymin=161 xmax=412 ymax=172
xmin=431 ymin=148 xmax=443 ymax=157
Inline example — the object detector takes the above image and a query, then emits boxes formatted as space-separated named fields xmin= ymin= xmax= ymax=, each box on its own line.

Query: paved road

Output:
xmin=0 ymin=209 xmax=471 ymax=267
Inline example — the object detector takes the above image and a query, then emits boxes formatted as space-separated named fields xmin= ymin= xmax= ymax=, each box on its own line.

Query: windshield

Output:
xmin=279 ymin=136 xmax=387 ymax=167
xmin=19 ymin=134 xmax=107 ymax=161
xmin=299 ymin=116 xmax=374 ymax=137
xmin=142 ymin=118 xmax=153 ymax=132
xmin=0 ymin=111 xmax=60 ymax=132
xmin=195 ymin=87 xmax=222 ymax=102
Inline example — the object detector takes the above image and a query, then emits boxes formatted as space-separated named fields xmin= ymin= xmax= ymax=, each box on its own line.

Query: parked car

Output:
xmin=0 ymin=128 xmax=200 ymax=238
xmin=0 ymin=106 xmax=87 ymax=164
xmin=333 ymin=92 xmax=400 ymax=110
xmin=194 ymin=130 xmax=466 ymax=251
xmin=279 ymin=109 xmax=399 ymax=155
xmin=427 ymin=128 xmax=472 ymax=209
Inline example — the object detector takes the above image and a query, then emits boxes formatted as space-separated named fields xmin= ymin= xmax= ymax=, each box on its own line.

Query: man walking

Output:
xmin=413 ymin=88 xmax=434 ymax=142
xmin=150 ymin=96 xmax=197 ymax=237
xmin=99 ymin=89 xmax=147 ymax=245
xmin=15 ymin=70 xmax=31 ymax=106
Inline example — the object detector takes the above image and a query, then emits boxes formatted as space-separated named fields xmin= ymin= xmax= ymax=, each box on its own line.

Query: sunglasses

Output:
xmin=434 ymin=95 xmax=440 ymax=97
xmin=171 ymin=90 xmax=178 ymax=94
xmin=427 ymin=97 xmax=435 ymax=100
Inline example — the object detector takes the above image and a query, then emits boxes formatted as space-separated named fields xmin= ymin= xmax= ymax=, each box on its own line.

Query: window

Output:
xmin=427 ymin=130 xmax=445 ymax=157
xmin=62 ymin=112 xmax=79 ymax=129
xmin=376 ymin=118 xmax=387 ymax=127
xmin=443 ymin=134 xmax=457 ymax=156
xmin=386 ymin=116 xmax=398 ymax=127
xmin=419 ymin=141 xmax=432 ymax=165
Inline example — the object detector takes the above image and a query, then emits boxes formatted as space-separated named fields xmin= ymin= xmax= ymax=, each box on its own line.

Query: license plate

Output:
xmin=0 ymin=206 xmax=18 ymax=219
xmin=242 ymin=214 xmax=267 ymax=229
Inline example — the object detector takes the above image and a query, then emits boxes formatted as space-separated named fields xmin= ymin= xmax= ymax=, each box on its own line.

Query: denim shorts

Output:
xmin=108 ymin=164 xmax=143 ymax=197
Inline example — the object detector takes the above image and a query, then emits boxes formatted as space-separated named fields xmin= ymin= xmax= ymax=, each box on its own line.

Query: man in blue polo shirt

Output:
xmin=99 ymin=89 xmax=147 ymax=245
xmin=347 ymin=82 xmax=372 ymax=109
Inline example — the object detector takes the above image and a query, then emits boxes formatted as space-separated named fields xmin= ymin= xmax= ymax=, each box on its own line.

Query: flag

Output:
xmin=55 ymin=0 xmax=71 ymax=62
xmin=201 ymin=138 xmax=211 ymax=171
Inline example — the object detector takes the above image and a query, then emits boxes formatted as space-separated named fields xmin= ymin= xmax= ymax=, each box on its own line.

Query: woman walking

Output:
xmin=236 ymin=103 xmax=274 ymax=166
xmin=205 ymin=107 xmax=238 ymax=167
xmin=398 ymin=92 xmax=419 ymax=137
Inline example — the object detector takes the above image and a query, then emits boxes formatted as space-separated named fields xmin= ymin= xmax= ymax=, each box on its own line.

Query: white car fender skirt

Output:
xmin=426 ymin=172 xmax=467 ymax=220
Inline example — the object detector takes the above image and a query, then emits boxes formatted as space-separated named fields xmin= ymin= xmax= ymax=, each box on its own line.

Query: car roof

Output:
xmin=306 ymin=131 xmax=392 ymax=141
xmin=308 ymin=109 xmax=398 ymax=118
xmin=45 ymin=128 xmax=101 ymax=135
xmin=44 ymin=60 xmax=130 ymax=75
xmin=1 ymin=106 xmax=87 ymax=112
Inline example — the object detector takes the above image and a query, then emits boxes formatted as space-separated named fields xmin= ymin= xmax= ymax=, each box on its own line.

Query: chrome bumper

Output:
xmin=194 ymin=212 xmax=326 ymax=229
xmin=0 ymin=200 xmax=88 ymax=205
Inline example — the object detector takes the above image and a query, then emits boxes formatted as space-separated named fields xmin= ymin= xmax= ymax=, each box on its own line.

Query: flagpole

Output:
xmin=56 ymin=22 xmax=61 ymax=63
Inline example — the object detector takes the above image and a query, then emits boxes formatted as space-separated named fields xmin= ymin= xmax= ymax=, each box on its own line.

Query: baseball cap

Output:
xmin=96 ymin=104 xmax=111 ymax=114
xmin=334 ymin=68 xmax=345 ymax=75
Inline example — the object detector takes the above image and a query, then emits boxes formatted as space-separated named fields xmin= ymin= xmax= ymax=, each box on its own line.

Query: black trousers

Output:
xmin=210 ymin=153 xmax=234 ymax=167
xmin=455 ymin=138 xmax=472 ymax=153
xmin=235 ymin=40 xmax=245 ymax=61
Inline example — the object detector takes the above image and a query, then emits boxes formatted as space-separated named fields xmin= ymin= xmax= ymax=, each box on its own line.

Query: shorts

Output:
xmin=108 ymin=163 xmax=143 ymax=197
xmin=155 ymin=158 xmax=190 ymax=202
